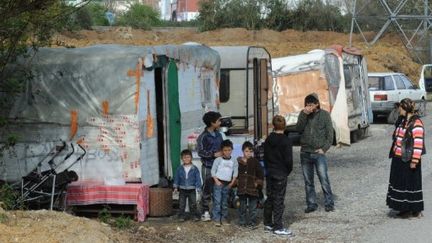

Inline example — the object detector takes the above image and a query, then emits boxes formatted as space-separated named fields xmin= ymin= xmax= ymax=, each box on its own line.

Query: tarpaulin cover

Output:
xmin=0 ymin=44 xmax=220 ymax=183
xmin=272 ymin=49 xmax=350 ymax=145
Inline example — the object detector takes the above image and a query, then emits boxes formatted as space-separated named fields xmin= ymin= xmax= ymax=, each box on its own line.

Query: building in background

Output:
xmin=160 ymin=0 xmax=199 ymax=21
xmin=175 ymin=0 xmax=199 ymax=21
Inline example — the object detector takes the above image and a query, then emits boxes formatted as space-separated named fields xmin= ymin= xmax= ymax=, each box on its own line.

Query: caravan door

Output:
xmin=253 ymin=58 xmax=270 ymax=140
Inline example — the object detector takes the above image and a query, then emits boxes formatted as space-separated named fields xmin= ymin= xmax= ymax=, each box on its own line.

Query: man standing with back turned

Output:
xmin=296 ymin=93 xmax=335 ymax=213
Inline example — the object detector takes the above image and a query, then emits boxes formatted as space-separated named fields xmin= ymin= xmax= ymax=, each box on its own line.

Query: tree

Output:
xmin=264 ymin=0 xmax=294 ymax=31
xmin=116 ymin=3 xmax=160 ymax=30
xmin=198 ymin=0 xmax=266 ymax=31
xmin=0 ymin=0 xmax=91 ymax=147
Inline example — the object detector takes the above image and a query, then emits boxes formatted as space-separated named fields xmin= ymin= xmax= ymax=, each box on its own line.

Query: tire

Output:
xmin=372 ymin=113 xmax=378 ymax=123
xmin=387 ymin=108 xmax=399 ymax=124
xmin=350 ymin=131 xmax=359 ymax=143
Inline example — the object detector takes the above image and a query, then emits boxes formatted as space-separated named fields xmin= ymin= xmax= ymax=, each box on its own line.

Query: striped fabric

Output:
xmin=392 ymin=118 xmax=425 ymax=163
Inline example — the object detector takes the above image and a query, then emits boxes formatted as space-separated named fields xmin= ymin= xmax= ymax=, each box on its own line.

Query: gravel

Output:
xmin=225 ymin=104 xmax=432 ymax=243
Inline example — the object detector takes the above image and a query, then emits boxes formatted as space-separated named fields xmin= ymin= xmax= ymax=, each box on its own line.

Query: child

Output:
xmin=263 ymin=115 xmax=293 ymax=236
xmin=236 ymin=141 xmax=264 ymax=229
xmin=196 ymin=111 xmax=223 ymax=221
xmin=211 ymin=139 xmax=238 ymax=226
xmin=173 ymin=149 xmax=202 ymax=221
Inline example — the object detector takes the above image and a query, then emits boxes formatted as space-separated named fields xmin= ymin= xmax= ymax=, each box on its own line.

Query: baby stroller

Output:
xmin=14 ymin=141 xmax=86 ymax=210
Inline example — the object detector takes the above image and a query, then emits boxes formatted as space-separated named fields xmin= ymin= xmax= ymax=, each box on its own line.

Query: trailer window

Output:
xmin=219 ymin=70 xmax=230 ymax=103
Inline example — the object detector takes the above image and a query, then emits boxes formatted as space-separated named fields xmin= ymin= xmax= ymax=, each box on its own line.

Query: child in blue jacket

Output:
xmin=173 ymin=149 xmax=202 ymax=221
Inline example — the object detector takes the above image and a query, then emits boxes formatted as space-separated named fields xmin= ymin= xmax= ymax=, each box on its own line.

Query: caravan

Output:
xmin=211 ymin=46 xmax=273 ymax=144
xmin=0 ymin=44 xmax=220 ymax=186
xmin=272 ymin=45 xmax=371 ymax=145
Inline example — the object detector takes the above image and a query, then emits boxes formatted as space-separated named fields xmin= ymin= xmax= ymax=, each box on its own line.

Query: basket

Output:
xmin=148 ymin=187 xmax=173 ymax=217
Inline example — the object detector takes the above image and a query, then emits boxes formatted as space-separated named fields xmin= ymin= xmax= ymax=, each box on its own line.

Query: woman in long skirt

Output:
xmin=387 ymin=98 xmax=426 ymax=218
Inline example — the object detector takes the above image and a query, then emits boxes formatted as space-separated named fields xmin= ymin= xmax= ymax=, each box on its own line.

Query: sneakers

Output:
xmin=264 ymin=225 xmax=273 ymax=232
xmin=201 ymin=211 xmax=211 ymax=222
xmin=247 ymin=224 xmax=258 ymax=230
xmin=221 ymin=219 xmax=231 ymax=225
xmin=177 ymin=217 xmax=185 ymax=222
xmin=325 ymin=206 xmax=335 ymax=212
xmin=214 ymin=221 xmax=222 ymax=227
xmin=273 ymin=228 xmax=293 ymax=236
xmin=304 ymin=207 xmax=317 ymax=213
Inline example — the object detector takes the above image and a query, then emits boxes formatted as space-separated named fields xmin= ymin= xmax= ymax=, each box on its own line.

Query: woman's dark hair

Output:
xmin=202 ymin=111 xmax=222 ymax=127
xmin=242 ymin=141 xmax=254 ymax=151
xmin=220 ymin=139 xmax=233 ymax=149
xmin=399 ymin=98 xmax=415 ymax=114
xmin=181 ymin=149 xmax=192 ymax=157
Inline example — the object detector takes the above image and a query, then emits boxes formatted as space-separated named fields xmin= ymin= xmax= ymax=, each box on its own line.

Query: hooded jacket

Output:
xmin=263 ymin=132 xmax=293 ymax=178
xmin=236 ymin=157 xmax=264 ymax=197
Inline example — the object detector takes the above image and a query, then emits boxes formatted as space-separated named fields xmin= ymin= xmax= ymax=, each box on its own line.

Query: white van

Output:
xmin=419 ymin=64 xmax=432 ymax=100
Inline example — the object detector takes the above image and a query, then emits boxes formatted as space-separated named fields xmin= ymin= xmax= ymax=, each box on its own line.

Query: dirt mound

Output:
xmin=0 ymin=208 xmax=127 ymax=243
xmin=53 ymin=27 xmax=422 ymax=82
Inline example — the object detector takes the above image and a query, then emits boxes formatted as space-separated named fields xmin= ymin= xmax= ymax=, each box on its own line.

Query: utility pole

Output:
xmin=349 ymin=0 xmax=432 ymax=64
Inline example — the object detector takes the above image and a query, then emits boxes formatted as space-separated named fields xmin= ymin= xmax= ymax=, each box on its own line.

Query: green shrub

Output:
xmin=114 ymin=214 xmax=132 ymax=229
xmin=0 ymin=213 xmax=8 ymax=223
xmin=86 ymin=3 xmax=110 ymax=26
xmin=0 ymin=184 xmax=19 ymax=210
xmin=98 ymin=206 xmax=112 ymax=224
xmin=116 ymin=3 xmax=160 ymax=29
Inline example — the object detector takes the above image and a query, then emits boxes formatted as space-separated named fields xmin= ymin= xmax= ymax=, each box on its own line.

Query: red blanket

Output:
xmin=66 ymin=181 xmax=149 ymax=222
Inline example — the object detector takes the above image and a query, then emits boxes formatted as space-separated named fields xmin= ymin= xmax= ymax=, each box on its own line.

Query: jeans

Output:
xmin=300 ymin=152 xmax=334 ymax=209
xmin=178 ymin=189 xmax=200 ymax=219
xmin=212 ymin=182 xmax=230 ymax=222
xmin=238 ymin=195 xmax=258 ymax=225
xmin=201 ymin=165 xmax=213 ymax=213
xmin=263 ymin=176 xmax=288 ymax=230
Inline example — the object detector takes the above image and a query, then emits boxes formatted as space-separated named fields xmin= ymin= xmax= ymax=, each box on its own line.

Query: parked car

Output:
xmin=368 ymin=72 xmax=427 ymax=123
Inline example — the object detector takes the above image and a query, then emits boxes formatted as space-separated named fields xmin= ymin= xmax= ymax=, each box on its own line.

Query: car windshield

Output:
xmin=368 ymin=76 xmax=394 ymax=90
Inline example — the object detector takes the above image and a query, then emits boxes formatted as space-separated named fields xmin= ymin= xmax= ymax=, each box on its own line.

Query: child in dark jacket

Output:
xmin=236 ymin=141 xmax=264 ymax=229
xmin=173 ymin=149 xmax=202 ymax=221
xmin=196 ymin=111 xmax=223 ymax=221
xmin=263 ymin=115 xmax=293 ymax=236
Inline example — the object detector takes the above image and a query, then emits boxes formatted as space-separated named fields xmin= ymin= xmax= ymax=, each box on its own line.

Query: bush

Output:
xmin=0 ymin=184 xmax=19 ymax=210
xmin=98 ymin=206 xmax=112 ymax=223
xmin=86 ymin=3 xmax=110 ymax=26
xmin=197 ymin=0 xmax=351 ymax=32
xmin=114 ymin=215 xmax=133 ymax=229
xmin=116 ymin=3 xmax=160 ymax=30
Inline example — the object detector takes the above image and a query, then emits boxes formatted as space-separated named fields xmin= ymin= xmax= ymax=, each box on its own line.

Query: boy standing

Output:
xmin=236 ymin=141 xmax=264 ymax=229
xmin=296 ymin=93 xmax=334 ymax=213
xmin=197 ymin=111 xmax=223 ymax=221
xmin=263 ymin=115 xmax=293 ymax=236
xmin=173 ymin=149 xmax=202 ymax=221
xmin=211 ymin=139 xmax=238 ymax=226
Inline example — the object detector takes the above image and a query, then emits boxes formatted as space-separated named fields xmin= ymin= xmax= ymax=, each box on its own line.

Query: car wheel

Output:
xmin=417 ymin=99 xmax=427 ymax=116
xmin=350 ymin=130 xmax=359 ymax=143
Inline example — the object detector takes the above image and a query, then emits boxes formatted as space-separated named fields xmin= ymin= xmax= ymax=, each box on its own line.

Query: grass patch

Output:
xmin=114 ymin=214 xmax=133 ymax=229
xmin=0 ymin=213 xmax=8 ymax=223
